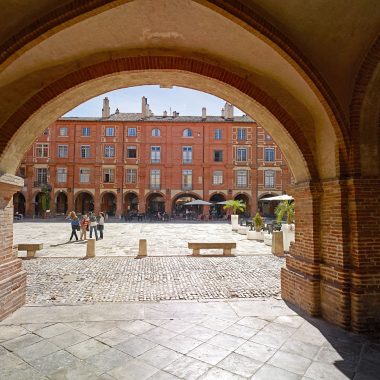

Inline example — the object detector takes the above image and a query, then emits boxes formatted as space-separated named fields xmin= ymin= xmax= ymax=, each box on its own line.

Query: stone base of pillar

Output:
xmin=0 ymin=248 xmax=27 ymax=321
xmin=281 ymin=267 xmax=320 ymax=316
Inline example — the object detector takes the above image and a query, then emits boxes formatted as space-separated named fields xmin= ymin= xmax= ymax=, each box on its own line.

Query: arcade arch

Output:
xmin=0 ymin=0 xmax=378 ymax=333
xmin=74 ymin=192 xmax=94 ymax=215
xmin=13 ymin=191 xmax=25 ymax=216
xmin=101 ymin=192 xmax=117 ymax=216
xmin=55 ymin=191 xmax=68 ymax=215
xmin=146 ymin=192 xmax=165 ymax=213
xmin=124 ymin=192 xmax=139 ymax=214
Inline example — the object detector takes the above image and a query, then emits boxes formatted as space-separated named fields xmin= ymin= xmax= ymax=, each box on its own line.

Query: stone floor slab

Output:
xmin=252 ymin=364 xmax=302 ymax=380
xmin=217 ymin=352 xmax=263 ymax=377
xmin=86 ymin=347 xmax=132 ymax=372
xmin=115 ymin=336 xmax=157 ymax=357
xmin=187 ymin=342 xmax=231 ymax=365
xmin=164 ymin=355 xmax=212 ymax=380
xmin=107 ymin=358 xmax=159 ymax=380
xmin=66 ymin=338 xmax=109 ymax=360
xmin=268 ymin=350 xmax=312 ymax=375
xmin=235 ymin=340 xmax=277 ymax=362
xmin=14 ymin=340 xmax=60 ymax=362
xmin=139 ymin=345 xmax=182 ymax=369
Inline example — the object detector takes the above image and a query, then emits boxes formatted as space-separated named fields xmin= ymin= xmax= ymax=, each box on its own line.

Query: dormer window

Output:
xmin=183 ymin=128 xmax=192 ymax=137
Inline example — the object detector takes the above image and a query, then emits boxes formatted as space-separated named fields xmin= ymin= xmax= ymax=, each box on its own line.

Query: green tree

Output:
xmin=223 ymin=199 xmax=246 ymax=214
xmin=253 ymin=212 xmax=264 ymax=231
xmin=275 ymin=201 xmax=295 ymax=224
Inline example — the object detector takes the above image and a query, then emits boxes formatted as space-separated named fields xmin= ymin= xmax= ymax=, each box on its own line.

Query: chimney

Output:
xmin=221 ymin=107 xmax=225 ymax=118
xmin=115 ymin=108 xmax=119 ymax=114
xmin=102 ymin=97 xmax=110 ymax=118
xmin=163 ymin=110 xmax=167 ymax=117
xmin=142 ymin=96 xmax=148 ymax=118
xmin=173 ymin=111 xmax=176 ymax=117
xmin=224 ymin=102 xmax=234 ymax=119
xmin=202 ymin=107 xmax=206 ymax=120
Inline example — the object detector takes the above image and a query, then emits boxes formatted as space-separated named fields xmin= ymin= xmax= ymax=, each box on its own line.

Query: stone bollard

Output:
xmin=272 ymin=231 xmax=284 ymax=257
xmin=86 ymin=238 xmax=96 ymax=258
xmin=138 ymin=239 xmax=147 ymax=258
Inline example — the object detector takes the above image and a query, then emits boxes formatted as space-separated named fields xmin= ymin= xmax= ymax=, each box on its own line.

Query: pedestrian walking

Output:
xmin=65 ymin=211 xmax=79 ymax=241
xmin=97 ymin=212 xmax=105 ymax=239
xmin=89 ymin=212 xmax=98 ymax=240
xmin=80 ymin=214 xmax=89 ymax=240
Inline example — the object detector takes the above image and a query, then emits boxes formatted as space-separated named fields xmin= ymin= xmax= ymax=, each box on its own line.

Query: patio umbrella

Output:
xmin=216 ymin=200 xmax=228 ymax=205
xmin=260 ymin=194 xmax=294 ymax=201
xmin=184 ymin=199 xmax=213 ymax=205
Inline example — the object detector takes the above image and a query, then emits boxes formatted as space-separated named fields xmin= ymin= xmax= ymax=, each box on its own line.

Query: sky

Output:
xmin=64 ymin=85 xmax=245 ymax=117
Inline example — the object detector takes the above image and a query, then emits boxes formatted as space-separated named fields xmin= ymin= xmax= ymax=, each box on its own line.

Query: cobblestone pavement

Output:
xmin=24 ymin=256 xmax=284 ymax=304
xmin=1 ymin=300 xmax=377 ymax=380
xmin=14 ymin=221 xmax=272 ymax=257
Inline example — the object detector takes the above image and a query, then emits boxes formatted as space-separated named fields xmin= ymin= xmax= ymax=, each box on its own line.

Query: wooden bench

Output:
xmin=188 ymin=242 xmax=236 ymax=257
xmin=17 ymin=243 xmax=43 ymax=259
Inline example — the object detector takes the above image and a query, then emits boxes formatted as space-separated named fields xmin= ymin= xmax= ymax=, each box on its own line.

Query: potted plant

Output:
xmin=223 ymin=200 xmax=246 ymax=231
xmin=247 ymin=212 xmax=264 ymax=240
xmin=275 ymin=200 xmax=295 ymax=251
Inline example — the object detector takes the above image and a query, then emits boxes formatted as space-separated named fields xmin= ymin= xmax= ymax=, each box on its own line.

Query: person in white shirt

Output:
xmin=89 ymin=212 xmax=98 ymax=240
xmin=97 ymin=212 xmax=105 ymax=239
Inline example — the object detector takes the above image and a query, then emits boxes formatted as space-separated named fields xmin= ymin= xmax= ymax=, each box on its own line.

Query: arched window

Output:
xmin=152 ymin=128 xmax=161 ymax=137
xmin=183 ymin=128 xmax=193 ymax=137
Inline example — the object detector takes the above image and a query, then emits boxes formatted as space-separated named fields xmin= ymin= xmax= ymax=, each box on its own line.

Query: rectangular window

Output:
xmin=81 ymin=145 xmax=90 ymax=158
xmin=182 ymin=146 xmax=192 ymax=164
xmin=80 ymin=168 xmax=90 ymax=183
xmin=105 ymin=127 xmax=115 ymax=136
xmin=182 ymin=170 xmax=192 ymax=190
xmin=150 ymin=169 xmax=160 ymax=189
xmin=214 ymin=150 xmax=223 ymax=162
xmin=36 ymin=144 xmax=49 ymax=158
xmin=214 ymin=128 xmax=222 ymax=140
xmin=236 ymin=170 xmax=248 ymax=187
xmin=57 ymin=168 xmax=67 ymax=183
xmin=104 ymin=145 xmax=115 ymax=158
xmin=264 ymin=147 xmax=275 ymax=162
xmin=18 ymin=167 xmax=26 ymax=178
xmin=59 ymin=127 xmax=68 ymax=136
xmin=126 ymin=169 xmax=137 ymax=184
xmin=103 ymin=168 xmax=115 ymax=183
xmin=57 ymin=145 xmax=68 ymax=158
xmin=213 ymin=170 xmax=223 ymax=185
xmin=150 ymin=146 xmax=161 ymax=163
xmin=126 ymin=146 xmax=137 ymax=158
xmin=237 ymin=128 xmax=247 ymax=141
xmin=264 ymin=170 xmax=275 ymax=188
xmin=236 ymin=147 xmax=247 ymax=161
xmin=36 ymin=168 xmax=48 ymax=185
xmin=128 ymin=127 xmax=137 ymax=137
xmin=82 ymin=127 xmax=90 ymax=137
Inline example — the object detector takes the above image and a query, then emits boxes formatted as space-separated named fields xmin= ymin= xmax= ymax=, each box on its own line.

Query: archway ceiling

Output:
xmin=0 ymin=0 xmax=378 ymax=181
xmin=1 ymin=0 xmax=379 ymax=116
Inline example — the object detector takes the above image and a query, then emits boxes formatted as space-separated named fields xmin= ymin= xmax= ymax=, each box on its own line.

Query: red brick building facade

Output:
xmin=14 ymin=98 xmax=291 ymax=218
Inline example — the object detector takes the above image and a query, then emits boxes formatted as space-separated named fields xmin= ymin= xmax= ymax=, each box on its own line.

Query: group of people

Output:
xmin=66 ymin=211 xmax=105 ymax=242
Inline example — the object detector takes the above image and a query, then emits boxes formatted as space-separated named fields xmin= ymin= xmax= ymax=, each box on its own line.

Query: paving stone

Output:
xmin=198 ymin=366 xmax=246 ymax=379
xmin=187 ymin=342 xmax=231 ymax=365
xmin=161 ymin=333 xmax=203 ymax=354
xmin=49 ymin=362 xmax=100 ymax=380
xmin=69 ymin=321 xmax=117 ymax=337
xmin=161 ymin=320 xmax=194 ymax=333
xmin=0 ymin=350 xmax=25 ymax=369
xmin=268 ymin=350 xmax=312 ymax=375
xmin=164 ymin=355 xmax=212 ymax=380
xmin=147 ymin=371 xmax=180 ymax=379
xmin=2 ymin=333 xmax=42 ymax=351
xmin=250 ymin=330 xmax=290 ymax=348
xmin=314 ymin=346 xmax=358 ymax=371
xmin=35 ymin=323 xmax=72 ymax=338
xmin=199 ymin=318 xmax=235 ymax=332
xmin=95 ymin=328 xmax=134 ymax=346
xmin=66 ymin=338 xmax=109 ymax=360
xmin=273 ymin=315 xmax=305 ymax=329
xmin=355 ymin=358 xmax=380 ymax=380
xmin=107 ymin=358 xmax=159 ymax=380
xmin=22 ymin=323 xmax=53 ymax=332
xmin=281 ymin=339 xmax=321 ymax=360
xmin=182 ymin=325 xmax=218 ymax=341
xmin=0 ymin=325 xmax=28 ymax=341
xmin=141 ymin=327 xmax=178 ymax=345
xmin=86 ymin=347 xmax=132 ymax=372
xmin=14 ymin=340 xmax=60 ymax=362
xmin=115 ymin=336 xmax=157 ymax=357
xmin=207 ymin=332 xmax=246 ymax=351
xmin=222 ymin=323 xmax=258 ymax=340
xmin=304 ymin=361 xmax=353 ymax=380
xmin=235 ymin=341 xmax=276 ymax=362
xmin=47 ymin=329 xmax=90 ymax=349
xmin=252 ymin=364 xmax=302 ymax=380
xmin=236 ymin=317 xmax=269 ymax=330
xmin=0 ymin=362 xmax=48 ymax=380
xmin=217 ymin=352 xmax=263 ymax=377
xmin=29 ymin=350 xmax=81 ymax=376
xmin=139 ymin=345 xmax=182 ymax=369
xmin=118 ymin=320 xmax=155 ymax=335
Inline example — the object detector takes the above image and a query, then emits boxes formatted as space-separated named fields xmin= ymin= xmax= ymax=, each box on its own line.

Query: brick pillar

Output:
xmin=348 ymin=179 xmax=380 ymax=334
xmin=116 ymin=191 xmax=123 ymax=218
xmin=281 ymin=181 xmax=321 ymax=316
xmin=0 ymin=173 xmax=26 ymax=321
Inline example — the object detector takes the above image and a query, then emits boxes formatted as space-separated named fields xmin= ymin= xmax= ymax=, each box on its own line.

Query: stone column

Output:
xmin=281 ymin=181 xmax=322 ymax=316
xmin=116 ymin=191 xmax=123 ymax=218
xmin=0 ymin=173 xmax=26 ymax=321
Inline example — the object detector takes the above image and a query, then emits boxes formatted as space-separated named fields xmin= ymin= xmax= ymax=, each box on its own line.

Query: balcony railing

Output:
xmin=33 ymin=181 xmax=48 ymax=188
xmin=150 ymin=184 xmax=161 ymax=190
xmin=182 ymin=184 xmax=193 ymax=191
xmin=150 ymin=159 xmax=161 ymax=164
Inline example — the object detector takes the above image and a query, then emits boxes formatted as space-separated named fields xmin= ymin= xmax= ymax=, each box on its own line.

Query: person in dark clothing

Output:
xmin=66 ymin=211 xmax=79 ymax=241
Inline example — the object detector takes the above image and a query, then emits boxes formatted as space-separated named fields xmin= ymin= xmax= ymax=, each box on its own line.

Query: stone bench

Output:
xmin=188 ymin=242 xmax=236 ymax=257
xmin=17 ymin=243 xmax=43 ymax=259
